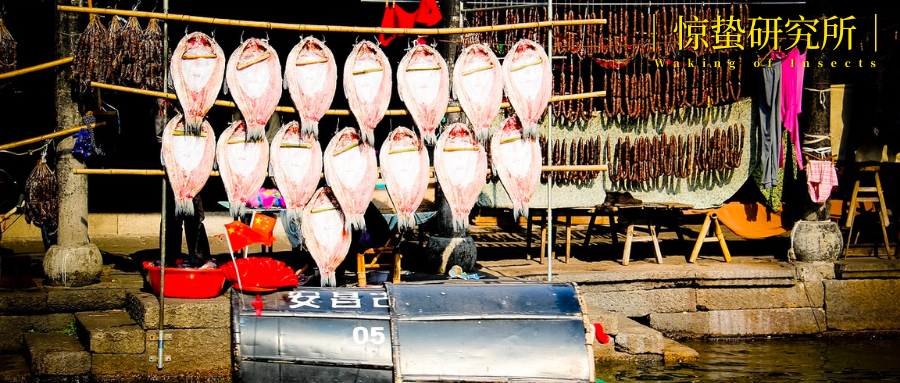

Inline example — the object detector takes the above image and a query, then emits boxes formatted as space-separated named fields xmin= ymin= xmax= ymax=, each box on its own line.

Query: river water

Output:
xmin=595 ymin=338 xmax=900 ymax=382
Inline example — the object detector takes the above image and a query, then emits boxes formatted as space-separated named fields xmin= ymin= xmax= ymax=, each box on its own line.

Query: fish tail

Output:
xmin=184 ymin=116 xmax=203 ymax=135
xmin=397 ymin=213 xmax=417 ymax=233
xmin=229 ymin=203 xmax=245 ymax=221
xmin=320 ymin=270 xmax=337 ymax=287
xmin=174 ymin=198 xmax=195 ymax=218
xmin=452 ymin=214 xmax=469 ymax=235
xmin=511 ymin=201 xmax=528 ymax=221
xmin=300 ymin=120 xmax=319 ymax=138
xmin=246 ymin=127 xmax=265 ymax=142
xmin=346 ymin=214 xmax=367 ymax=232
xmin=422 ymin=131 xmax=436 ymax=146
xmin=282 ymin=209 xmax=304 ymax=248
xmin=361 ymin=129 xmax=375 ymax=147
xmin=474 ymin=127 xmax=490 ymax=143
xmin=522 ymin=125 xmax=538 ymax=140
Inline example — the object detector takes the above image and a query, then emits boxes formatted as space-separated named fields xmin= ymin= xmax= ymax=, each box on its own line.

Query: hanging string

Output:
xmin=803 ymin=87 xmax=831 ymax=108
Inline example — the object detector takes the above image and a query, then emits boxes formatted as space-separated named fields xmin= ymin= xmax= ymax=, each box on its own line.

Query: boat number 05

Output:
xmin=352 ymin=326 xmax=386 ymax=345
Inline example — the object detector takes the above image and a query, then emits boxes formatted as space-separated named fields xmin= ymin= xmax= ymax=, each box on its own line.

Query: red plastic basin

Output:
xmin=144 ymin=261 xmax=226 ymax=299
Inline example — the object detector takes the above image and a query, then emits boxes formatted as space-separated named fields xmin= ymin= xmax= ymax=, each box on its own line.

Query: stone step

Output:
xmin=91 ymin=328 xmax=231 ymax=383
xmin=614 ymin=316 xmax=665 ymax=355
xmin=0 ymin=355 xmax=31 ymax=383
xmin=0 ymin=314 xmax=74 ymax=353
xmin=663 ymin=338 xmax=699 ymax=363
xmin=124 ymin=292 xmax=231 ymax=330
xmin=24 ymin=333 xmax=90 ymax=382
xmin=75 ymin=310 xmax=144 ymax=354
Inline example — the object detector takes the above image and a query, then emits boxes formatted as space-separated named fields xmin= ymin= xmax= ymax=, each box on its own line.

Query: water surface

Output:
xmin=596 ymin=338 xmax=900 ymax=382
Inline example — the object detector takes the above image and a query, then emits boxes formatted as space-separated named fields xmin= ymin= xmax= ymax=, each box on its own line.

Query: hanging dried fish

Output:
xmin=116 ymin=16 xmax=143 ymax=87
xmin=104 ymin=16 xmax=124 ymax=84
xmin=139 ymin=19 xmax=163 ymax=90
xmin=73 ymin=15 xmax=108 ymax=89
xmin=0 ymin=16 xmax=16 ymax=75
xmin=24 ymin=158 xmax=59 ymax=235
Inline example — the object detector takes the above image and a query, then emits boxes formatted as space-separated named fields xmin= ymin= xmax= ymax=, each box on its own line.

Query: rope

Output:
xmin=803 ymin=87 xmax=831 ymax=108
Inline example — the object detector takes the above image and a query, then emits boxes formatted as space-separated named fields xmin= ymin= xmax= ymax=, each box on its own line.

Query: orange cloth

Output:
xmin=713 ymin=201 xmax=787 ymax=239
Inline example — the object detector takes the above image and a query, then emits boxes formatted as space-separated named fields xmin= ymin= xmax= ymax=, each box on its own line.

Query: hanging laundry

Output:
xmin=757 ymin=60 xmax=783 ymax=189
xmin=415 ymin=0 xmax=442 ymax=26
xmin=379 ymin=3 xmax=417 ymax=46
xmin=806 ymin=160 xmax=838 ymax=204
xmin=781 ymin=48 xmax=806 ymax=170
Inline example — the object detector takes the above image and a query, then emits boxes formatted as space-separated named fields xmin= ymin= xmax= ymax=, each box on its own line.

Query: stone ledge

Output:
xmin=663 ymin=338 xmax=699 ymax=363
xmin=650 ymin=308 xmax=826 ymax=337
xmin=582 ymin=287 xmax=696 ymax=317
xmin=615 ymin=316 xmax=664 ymax=355
xmin=835 ymin=260 xmax=900 ymax=279
xmin=91 ymin=328 xmax=230 ymax=382
xmin=825 ymin=279 xmax=900 ymax=331
xmin=75 ymin=310 xmax=144 ymax=354
xmin=0 ymin=314 xmax=75 ymax=353
xmin=0 ymin=355 xmax=30 ymax=383
xmin=696 ymin=285 xmax=822 ymax=311
xmin=25 ymin=333 xmax=90 ymax=376
xmin=125 ymin=292 xmax=231 ymax=330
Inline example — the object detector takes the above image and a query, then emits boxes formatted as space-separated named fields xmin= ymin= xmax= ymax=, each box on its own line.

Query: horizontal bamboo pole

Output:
xmin=0 ymin=57 xmax=74 ymax=81
xmin=74 ymin=164 xmax=606 ymax=176
xmin=0 ymin=122 xmax=106 ymax=151
xmin=58 ymin=6 xmax=604 ymax=35
xmin=91 ymin=81 xmax=605 ymax=116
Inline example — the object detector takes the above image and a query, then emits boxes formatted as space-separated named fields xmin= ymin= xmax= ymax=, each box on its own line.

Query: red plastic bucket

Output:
xmin=143 ymin=261 xmax=226 ymax=299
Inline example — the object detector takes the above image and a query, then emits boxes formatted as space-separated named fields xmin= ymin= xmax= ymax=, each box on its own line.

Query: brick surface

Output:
xmin=25 ymin=333 xmax=90 ymax=376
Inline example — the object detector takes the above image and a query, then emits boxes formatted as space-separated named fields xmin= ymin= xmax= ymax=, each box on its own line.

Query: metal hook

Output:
xmin=240 ymin=30 xmax=245 ymax=43
xmin=133 ymin=0 xmax=141 ymax=11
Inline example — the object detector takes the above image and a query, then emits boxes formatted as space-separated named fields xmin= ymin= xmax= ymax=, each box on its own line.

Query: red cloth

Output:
xmin=224 ymin=221 xmax=272 ymax=253
xmin=416 ymin=0 xmax=442 ymax=26
xmin=379 ymin=4 xmax=417 ymax=46
xmin=806 ymin=160 xmax=838 ymax=204
xmin=379 ymin=1 xmax=442 ymax=46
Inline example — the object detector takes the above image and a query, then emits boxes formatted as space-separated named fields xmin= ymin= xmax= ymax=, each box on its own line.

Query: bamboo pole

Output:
xmin=73 ymin=164 xmax=606 ymax=176
xmin=0 ymin=57 xmax=74 ymax=81
xmin=58 ymin=6 xmax=605 ymax=35
xmin=90 ymin=81 xmax=605 ymax=116
xmin=0 ymin=122 xmax=106 ymax=151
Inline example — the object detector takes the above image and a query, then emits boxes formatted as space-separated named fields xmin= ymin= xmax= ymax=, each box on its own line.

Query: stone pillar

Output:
xmin=422 ymin=3 xmax=479 ymax=274
xmin=44 ymin=0 xmax=102 ymax=287
xmin=790 ymin=0 xmax=842 ymax=262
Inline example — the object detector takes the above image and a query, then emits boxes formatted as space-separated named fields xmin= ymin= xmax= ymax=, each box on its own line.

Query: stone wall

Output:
xmin=572 ymin=260 xmax=900 ymax=338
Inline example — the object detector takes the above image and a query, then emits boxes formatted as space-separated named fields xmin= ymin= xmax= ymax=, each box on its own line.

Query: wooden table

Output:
xmin=584 ymin=203 xmax=694 ymax=265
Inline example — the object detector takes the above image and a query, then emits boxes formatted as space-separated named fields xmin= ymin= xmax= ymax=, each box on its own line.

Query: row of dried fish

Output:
xmin=606 ymin=125 xmax=745 ymax=184
xmin=72 ymin=15 xmax=163 ymax=90
xmin=0 ymin=16 xmax=16 ymax=75
xmin=167 ymin=30 xmax=552 ymax=149
xmin=539 ymin=135 xmax=604 ymax=183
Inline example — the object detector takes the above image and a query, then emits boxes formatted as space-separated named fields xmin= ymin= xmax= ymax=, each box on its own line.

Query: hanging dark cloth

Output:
xmin=757 ymin=60 xmax=783 ymax=189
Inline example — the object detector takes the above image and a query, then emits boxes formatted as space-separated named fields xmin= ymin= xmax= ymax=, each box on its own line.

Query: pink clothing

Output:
xmin=781 ymin=48 xmax=806 ymax=170
xmin=806 ymin=160 xmax=838 ymax=204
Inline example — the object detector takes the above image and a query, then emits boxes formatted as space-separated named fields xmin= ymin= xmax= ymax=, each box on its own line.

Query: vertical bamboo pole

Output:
xmin=157 ymin=0 xmax=169 ymax=371
xmin=545 ymin=0 xmax=554 ymax=281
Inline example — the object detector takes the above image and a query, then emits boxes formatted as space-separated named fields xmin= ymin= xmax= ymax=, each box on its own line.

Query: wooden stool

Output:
xmin=621 ymin=218 xmax=663 ymax=266
xmin=843 ymin=166 xmax=892 ymax=257
xmin=356 ymin=239 xmax=401 ymax=287
xmin=526 ymin=210 xmax=570 ymax=263
xmin=539 ymin=213 xmax=572 ymax=264
xmin=688 ymin=211 xmax=732 ymax=263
